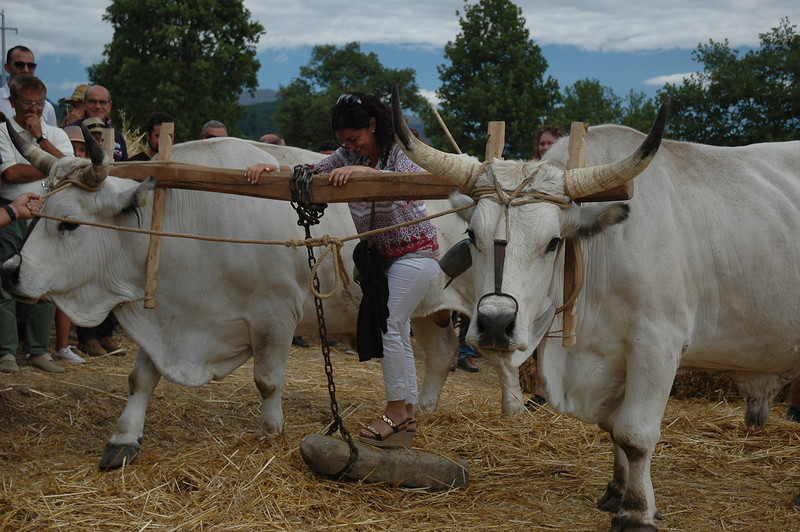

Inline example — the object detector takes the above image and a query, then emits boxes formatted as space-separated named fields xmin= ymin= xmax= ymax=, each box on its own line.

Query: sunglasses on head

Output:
xmin=336 ymin=93 xmax=362 ymax=106
xmin=13 ymin=61 xmax=37 ymax=70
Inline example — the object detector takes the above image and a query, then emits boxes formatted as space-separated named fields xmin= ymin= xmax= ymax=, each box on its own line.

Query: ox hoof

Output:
xmin=300 ymin=434 xmax=469 ymax=489
xmin=610 ymin=514 xmax=658 ymax=532
xmin=597 ymin=484 xmax=623 ymax=513
xmin=794 ymin=493 xmax=800 ymax=507
xmin=99 ymin=443 xmax=140 ymax=471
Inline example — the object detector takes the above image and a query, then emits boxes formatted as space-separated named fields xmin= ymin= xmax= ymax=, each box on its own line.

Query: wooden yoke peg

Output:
xmin=562 ymin=122 xmax=589 ymax=347
xmin=485 ymin=121 xmax=505 ymax=161
xmin=143 ymin=122 xmax=174 ymax=309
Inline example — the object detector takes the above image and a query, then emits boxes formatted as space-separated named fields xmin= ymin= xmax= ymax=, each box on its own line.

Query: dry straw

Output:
xmin=0 ymin=332 xmax=797 ymax=530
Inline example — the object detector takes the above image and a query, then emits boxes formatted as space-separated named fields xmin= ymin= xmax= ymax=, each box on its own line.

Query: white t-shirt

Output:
xmin=0 ymin=117 xmax=73 ymax=200
xmin=0 ymin=83 xmax=57 ymax=127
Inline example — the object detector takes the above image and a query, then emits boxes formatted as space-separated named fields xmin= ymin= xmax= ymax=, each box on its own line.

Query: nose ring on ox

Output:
xmin=475 ymin=239 xmax=519 ymax=349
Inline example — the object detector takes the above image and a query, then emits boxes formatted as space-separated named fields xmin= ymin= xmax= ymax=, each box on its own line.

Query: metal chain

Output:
xmin=291 ymin=165 xmax=358 ymax=479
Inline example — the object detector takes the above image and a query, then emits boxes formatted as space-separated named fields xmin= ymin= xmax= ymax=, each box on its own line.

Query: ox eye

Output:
xmin=546 ymin=237 xmax=561 ymax=253
xmin=58 ymin=221 xmax=80 ymax=233
xmin=466 ymin=227 xmax=475 ymax=243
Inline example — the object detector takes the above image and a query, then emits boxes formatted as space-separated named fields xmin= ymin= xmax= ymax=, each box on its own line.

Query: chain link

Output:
xmin=291 ymin=165 xmax=358 ymax=479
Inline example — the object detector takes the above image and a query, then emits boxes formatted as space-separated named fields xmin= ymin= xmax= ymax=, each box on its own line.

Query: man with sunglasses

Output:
xmin=0 ymin=46 xmax=57 ymax=127
xmin=0 ymin=74 xmax=73 ymax=374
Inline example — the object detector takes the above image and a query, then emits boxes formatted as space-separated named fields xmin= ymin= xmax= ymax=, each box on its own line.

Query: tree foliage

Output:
xmin=422 ymin=0 xmax=559 ymax=159
xmin=550 ymin=78 xmax=658 ymax=134
xmin=658 ymin=17 xmax=800 ymax=145
xmin=273 ymin=42 xmax=426 ymax=150
xmin=89 ymin=0 xmax=264 ymax=141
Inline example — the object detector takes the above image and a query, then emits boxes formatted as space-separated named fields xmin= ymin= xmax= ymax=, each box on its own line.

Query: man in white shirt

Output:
xmin=0 ymin=46 xmax=56 ymax=126
xmin=0 ymin=74 xmax=72 ymax=374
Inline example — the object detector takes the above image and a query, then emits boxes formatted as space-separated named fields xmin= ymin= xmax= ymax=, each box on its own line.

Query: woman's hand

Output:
xmin=244 ymin=163 xmax=280 ymax=184
xmin=328 ymin=165 xmax=379 ymax=186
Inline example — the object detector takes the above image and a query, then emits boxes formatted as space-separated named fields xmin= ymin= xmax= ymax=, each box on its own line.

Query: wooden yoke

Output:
xmin=100 ymin=128 xmax=114 ymax=159
xmin=143 ymin=122 xmax=174 ymax=309
xmin=485 ymin=121 xmax=505 ymax=161
xmin=562 ymin=122 xmax=588 ymax=347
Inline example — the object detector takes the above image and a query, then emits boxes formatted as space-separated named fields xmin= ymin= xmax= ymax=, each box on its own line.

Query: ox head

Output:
xmin=391 ymin=84 xmax=668 ymax=356
xmin=1 ymin=123 xmax=154 ymax=325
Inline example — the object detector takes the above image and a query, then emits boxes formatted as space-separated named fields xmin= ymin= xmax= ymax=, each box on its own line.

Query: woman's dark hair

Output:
xmin=330 ymin=92 xmax=394 ymax=167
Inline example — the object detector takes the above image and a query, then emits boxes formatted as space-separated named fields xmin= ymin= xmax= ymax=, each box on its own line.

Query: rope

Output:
xmin=31 ymin=201 xmax=475 ymax=300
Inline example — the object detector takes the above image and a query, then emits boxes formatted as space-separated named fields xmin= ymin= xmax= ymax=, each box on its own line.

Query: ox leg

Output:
xmin=100 ymin=348 xmax=161 ymax=471
xmin=252 ymin=331 xmax=290 ymax=434
xmin=597 ymin=441 xmax=628 ymax=513
xmin=484 ymin=353 xmax=527 ymax=416
xmin=413 ymin=316 xmax=458 ymax=413
xmin=606 ymin=373 xmax=672 ymax=532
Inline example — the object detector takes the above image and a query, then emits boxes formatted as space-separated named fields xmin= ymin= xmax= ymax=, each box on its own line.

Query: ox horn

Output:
xmin=4 ymin=117 xmax=58 ymax=176
xmin=563 ymin=98 xmax=670 ymax=199
xmin=391 ymin=84 xmax=480 ymax=191
xmin=80 ymin=123 xmax=109 ymax=188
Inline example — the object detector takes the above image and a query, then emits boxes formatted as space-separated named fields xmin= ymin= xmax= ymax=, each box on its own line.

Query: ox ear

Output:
xmin=563 ymin=203 xmax=630 ymax=240
xmin=116 ymin=177 xmax=156 ymax=218
xmin=449 ymin=191 xmax=475 ymax=222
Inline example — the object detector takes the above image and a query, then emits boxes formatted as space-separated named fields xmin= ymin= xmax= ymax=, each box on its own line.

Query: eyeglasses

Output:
xmin=18 ymin=100 xmax=46 ymax=108
xmin=336 ymin=94 xmax=362 ymax=106
xmin=13 ymin=61 xmax=37 ymax=70
xmin=86 ymin=99 xmax=110 ymax=106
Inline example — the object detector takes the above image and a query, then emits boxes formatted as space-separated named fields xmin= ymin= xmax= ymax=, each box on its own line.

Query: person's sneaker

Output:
xmin=0 ymin=353 xmax=19 ymax=374
xmin=98 ymin=336 xmax=126 ymax=356
xmin=27 ymin=353 xmax=65 ymax=373
xmin=78 ymin=338 xmax=107 ymax=357
xmin=456 ymin=356 xmax=479 ymax=373
xmin=53 ymin=346 xmax=86 ymax=364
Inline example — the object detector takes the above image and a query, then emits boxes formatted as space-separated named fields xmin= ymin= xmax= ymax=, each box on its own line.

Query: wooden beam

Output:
xmin=485 ymin=121 xmax=505 ymax=161
xmin=562 ymin=122 xmax=586 ymax=347
xmin=143 ymin=122 xmax=174 ymax=309
xmin=109 ymin=162 xmax=458 ymax=203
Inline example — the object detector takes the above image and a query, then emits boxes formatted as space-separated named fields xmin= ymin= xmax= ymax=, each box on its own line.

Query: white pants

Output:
xmin=380 ymin=257 xmax=440 ymax=405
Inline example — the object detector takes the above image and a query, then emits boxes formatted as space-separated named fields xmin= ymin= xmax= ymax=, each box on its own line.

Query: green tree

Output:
xmin=550 ymin=78 xmax=622 ymax=128
xmin=89 ymin=0 xmax=264 ymax=142
xmin=422 ymin=0 xmax=559 ymax=159
xmin=551 ymin=79 xmax=658 ymax=133
xmin=274 ymin=42 xmax=425 ymax=150
xmin=658 ymin=17 xmax=800 ymax=145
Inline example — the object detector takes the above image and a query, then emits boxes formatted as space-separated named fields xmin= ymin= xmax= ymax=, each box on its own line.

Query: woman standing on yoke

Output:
xmin=244 ymin=92 xmax=440 ymax=448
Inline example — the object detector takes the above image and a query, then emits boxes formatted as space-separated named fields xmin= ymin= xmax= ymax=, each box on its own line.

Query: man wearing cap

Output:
xmin=0 ymin=46 xmax=57 ymax=126
xmin=67 ymin=85 xmax=127 ymax=161
xmin=59 ymin=84 xmax=89 ymax=126
xmin=0 ymin=74 xmax=73 ymax=374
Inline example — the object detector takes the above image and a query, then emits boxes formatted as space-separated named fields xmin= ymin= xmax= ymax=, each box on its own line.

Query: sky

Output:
xmin=0 ymin=1 xmax=796 ymax=106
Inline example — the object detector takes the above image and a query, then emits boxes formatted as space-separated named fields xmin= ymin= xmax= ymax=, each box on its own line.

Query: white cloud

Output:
xmin=644 ymin=72 xmax=697 ymax=87
xmin=418 ymin=89 xmax=441 ymax=107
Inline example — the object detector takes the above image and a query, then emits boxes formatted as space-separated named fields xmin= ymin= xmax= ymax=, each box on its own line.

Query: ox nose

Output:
xmin=1 ymin=254 xmax=21 ymax=291
xmin=475 ymin=293 xmax=518 ymax=349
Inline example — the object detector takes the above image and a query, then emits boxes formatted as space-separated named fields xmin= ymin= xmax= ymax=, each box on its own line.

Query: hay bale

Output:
xmin=300 ymin=434 xmax=469 ymax=489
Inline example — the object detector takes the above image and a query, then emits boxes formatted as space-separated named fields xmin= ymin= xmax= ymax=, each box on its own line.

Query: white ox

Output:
xmin=1 ymin=126 xmax=526 ymax=470
xmin=391 ymin=88 xmax=800 ymax=531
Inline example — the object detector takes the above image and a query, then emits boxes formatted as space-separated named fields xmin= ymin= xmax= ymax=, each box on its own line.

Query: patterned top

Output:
xmin=313 ymin=143 xmax=439 ymax=262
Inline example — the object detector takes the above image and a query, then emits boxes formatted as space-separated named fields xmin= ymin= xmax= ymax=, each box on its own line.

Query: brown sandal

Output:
xmin=359 ymin=414 xmax=409 ymax=448
xmin=403 ymin=418 xmax=416 ymax=448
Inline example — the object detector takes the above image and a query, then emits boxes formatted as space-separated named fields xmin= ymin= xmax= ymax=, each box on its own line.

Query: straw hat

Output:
xmin=58 ymin=84 xmax=89 ymax=105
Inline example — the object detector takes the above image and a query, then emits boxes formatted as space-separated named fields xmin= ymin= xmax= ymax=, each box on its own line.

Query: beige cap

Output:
xmin=63 ymin=125 xmax=85 ymax=143
xmin=58 ymin=84 xmax=89 ymax=105
xmin=83 ymin=117 xmax=105 ymax=131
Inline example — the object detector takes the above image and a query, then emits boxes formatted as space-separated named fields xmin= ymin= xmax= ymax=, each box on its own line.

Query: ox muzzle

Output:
xmin=474 ymin=240 xmax=519 ymax=350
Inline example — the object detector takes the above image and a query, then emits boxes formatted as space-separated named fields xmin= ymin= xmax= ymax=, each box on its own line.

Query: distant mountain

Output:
xmin=238 ymin=89 xmax=278 ymax=106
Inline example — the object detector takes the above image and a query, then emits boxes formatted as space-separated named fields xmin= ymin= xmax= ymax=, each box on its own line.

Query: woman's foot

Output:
xmin=359 ymin=414 xmax=409 ymax=448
